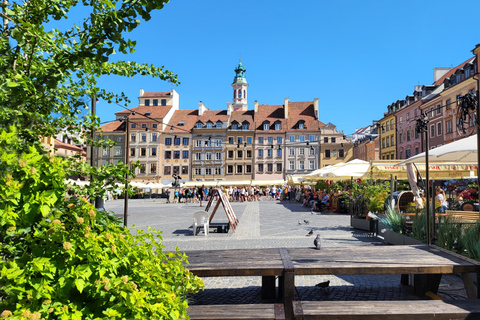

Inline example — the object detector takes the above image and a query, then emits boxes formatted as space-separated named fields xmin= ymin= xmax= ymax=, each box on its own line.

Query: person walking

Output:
xmin=199 ymin=184 xmax=205 ymax=207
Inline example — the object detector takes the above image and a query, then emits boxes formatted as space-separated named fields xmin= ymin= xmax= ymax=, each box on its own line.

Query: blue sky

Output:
xmin=90 ymin=0 xmax=480 ymax=134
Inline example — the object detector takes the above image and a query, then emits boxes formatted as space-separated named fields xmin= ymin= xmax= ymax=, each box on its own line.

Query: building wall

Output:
xmin=255 ymin=133 xmax=285 ymax=180
xmin=379 ymin=114 xmax=396 ymax=160
xmin=225 ymin=130 xmax=254 ymax=181
xmin=396 ymin=100 xmax=422 ymax=159
xmin=320 ymin=125 xmax=353 ymax=166
xmin=191 ymin=129 xmax=226 ymax=182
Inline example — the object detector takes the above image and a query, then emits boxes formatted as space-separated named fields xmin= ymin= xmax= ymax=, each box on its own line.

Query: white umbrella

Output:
xmin=304 ymin=163 xmax=346 ymax=180
xmin=65 ymin=179 xmax=89 ymax=186
xmin=406 ymin=163 xmax=424 ymax=209
xmin=398 ymin=135 xmax=478 ymax=164
xmin=325 ymin=159 xmax=370 ymax=178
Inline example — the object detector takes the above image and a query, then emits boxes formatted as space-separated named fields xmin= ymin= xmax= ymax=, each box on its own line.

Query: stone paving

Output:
xmin=105 ymin=197 xmax=469 ymax=304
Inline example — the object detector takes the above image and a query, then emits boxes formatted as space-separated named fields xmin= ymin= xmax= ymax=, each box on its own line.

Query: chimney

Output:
xmin=433 ymin=67 xmax=452 ymax=83
xmin=198 ymin=101 xmax=207 ymax=116
xmin=313 ymin=98 xmax=319 ymax=120
xmin=284 ymin=98 xmax=289 ymax=119
xmin=254 ymin=100 xmax=259 ymax=113
xmin=139 ymin=88 xmax=145 ymax=97
xmin=226 ymin=102 xmax=233 ymax=116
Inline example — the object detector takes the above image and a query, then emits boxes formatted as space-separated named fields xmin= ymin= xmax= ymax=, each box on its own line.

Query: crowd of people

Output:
xmin=163 ymin=185 xmax=340 ymax=214
xmin=165 ymin=185 xmax=293 ymax=206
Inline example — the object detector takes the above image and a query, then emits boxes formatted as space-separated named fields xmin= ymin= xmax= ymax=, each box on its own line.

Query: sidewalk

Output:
xmin=105 ymin=198 xmax=469 ymax=304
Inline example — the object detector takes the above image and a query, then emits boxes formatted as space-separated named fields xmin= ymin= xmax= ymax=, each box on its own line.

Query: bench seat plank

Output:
xmin=294 ymin=300 xmax=480 ymax=320
xmin=287 ymin=245 xmax=478 ymax=276
xmin=187 ymin=303 xmax=285 ymax=320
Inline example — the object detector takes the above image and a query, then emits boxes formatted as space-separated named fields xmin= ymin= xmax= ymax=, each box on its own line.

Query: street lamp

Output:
xmin=415 ymin=112 xmax=431 ymax=244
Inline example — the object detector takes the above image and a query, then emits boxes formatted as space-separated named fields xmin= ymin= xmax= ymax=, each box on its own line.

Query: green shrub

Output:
xmin=0 ymin=127 xmax=203 ymax=319
xmin=411 ymin=210 xmax=426 ymax=241
xmin=462 ymin=222 xmax=480 ymax=260
xmin=381 ymin=205 xmax=406 ymax=234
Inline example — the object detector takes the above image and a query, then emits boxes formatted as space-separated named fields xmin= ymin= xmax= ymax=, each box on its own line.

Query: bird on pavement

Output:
xmin=314 ymin=234 xmax=321 ymax=250
xmin=304 ymin=220 xmax=310 ymax=225
xmin=298 ymin=221 xmax=302 ymax=225
xmin=315 ymin=280 xmax=330 ymax=288
xmin=306 ymin=229 xmax=313 ymax=236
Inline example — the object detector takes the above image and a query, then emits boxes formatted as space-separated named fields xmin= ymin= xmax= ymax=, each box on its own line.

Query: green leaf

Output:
xmin=75 ymin=278 xmax=85 ymax=293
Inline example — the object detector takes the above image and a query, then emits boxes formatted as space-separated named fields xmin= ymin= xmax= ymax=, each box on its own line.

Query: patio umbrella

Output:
xmin=406 ymin=163 xmax=424 ymax=209
xmin=398 ymin=135 xmax=477 ymax=164
xmin=325 ymin=159 xmax=370 ymax=178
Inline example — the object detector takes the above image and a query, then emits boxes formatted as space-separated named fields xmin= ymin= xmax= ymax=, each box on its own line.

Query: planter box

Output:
xmin=383 ymin=230 xmax=424 ymax=245
xmin=351 ymin=216 xmax=378 ymax=235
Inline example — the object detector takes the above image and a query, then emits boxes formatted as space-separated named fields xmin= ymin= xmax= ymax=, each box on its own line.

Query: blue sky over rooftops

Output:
xmin=61 ymin=0 xmax=480 ymax=134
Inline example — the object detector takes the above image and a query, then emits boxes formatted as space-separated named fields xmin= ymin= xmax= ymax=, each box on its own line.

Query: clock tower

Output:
xmin=232 ymin=60 xmax=248 ymax=111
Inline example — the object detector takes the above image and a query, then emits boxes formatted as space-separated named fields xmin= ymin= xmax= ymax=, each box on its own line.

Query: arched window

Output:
xmin=243 ymin=90 xmax=246 ymax=99
xmin=233 ymin=91 xmax=236 ymax=99
xmin=238 ymin=89 xmax=242 ymax=99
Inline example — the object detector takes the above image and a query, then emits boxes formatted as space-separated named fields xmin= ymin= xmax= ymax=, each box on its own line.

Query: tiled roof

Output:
xmin=229 ymin=110 xmax=254 ymax=127
xmin=115 ymin=105 xmax=172 ymax=120
xmin=164 ymin=110 xmax=199 ymax=133
xmin=433 ymin=57 xmax=475 ymax=85
xmin=100 ymin=120 xmax=126 ymax=132
xmin=196 ymin=110 xmax=229 ymax=124
xmin=254 ymin=104 xmax=287 ymax=133
xmin=54 ymin=139 xmax=85 ymax=153
xmin=286 ymin=101 xmax=324 ymax=131
xmin=141 ymin=91 xmax=171 ymax=98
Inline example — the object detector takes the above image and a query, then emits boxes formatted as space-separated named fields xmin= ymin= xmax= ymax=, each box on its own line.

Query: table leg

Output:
xmin=261 ymin=276 xmax=276 ymax=300
xmin=413 ymin=274 xmax=442 ymax=296
xmin=281 ymin=269 xmax=295 ymax=320
xmin=461 ymin=272 xmax=478 ymax=299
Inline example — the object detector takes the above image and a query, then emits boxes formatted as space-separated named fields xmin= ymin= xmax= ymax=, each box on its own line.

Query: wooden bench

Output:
xmin=448 ymin=210 xmax=480 ymax=222
xmin=187 ymin=303 xmax=285 ymax=320
xmin=293 ymin=300 xmax=480 ymax=319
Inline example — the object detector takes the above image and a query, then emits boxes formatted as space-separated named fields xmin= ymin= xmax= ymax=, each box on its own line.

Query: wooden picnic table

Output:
xmin=183 ymin=245 xmax=480 ymax=320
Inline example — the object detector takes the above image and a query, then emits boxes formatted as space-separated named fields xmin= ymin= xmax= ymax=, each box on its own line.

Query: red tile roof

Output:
xmin=230 ymin=110 xmax=254 ymax=127
xmin=100 ymin=120 xmax=126 ymax=132
xmin=115 ymin=105 xmax=172 ymax=120
xmin=254 ymin=104 xmax=287 ymax=133
xmin=286 ymin=101 xmax=324 ymax=131
xmin=141 ymin=91 xmax=171 ymax=98
xmin=54 ymin=139 xmax=85 ymax=153
xmin=433 ymin=57 xmax=475 ymax=85
xmin=197 ymin=110 xmax=229 ymax=123
xmin=164 ymin=110 xmax=199 ymax=133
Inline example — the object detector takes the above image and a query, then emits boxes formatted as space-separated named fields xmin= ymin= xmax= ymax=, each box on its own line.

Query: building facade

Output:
xmin=320 ymin=123 xmax=353 ymax=166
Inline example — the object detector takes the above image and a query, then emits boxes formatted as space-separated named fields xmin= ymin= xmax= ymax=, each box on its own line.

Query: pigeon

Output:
xmin=315 ymin=280 xmax=330 ymax=288
xmin=306 ymin=229 xmax=313 ymax=236
xmin=298 ymin=221 xmax=302 ymax=225
xmin=304 ymin=220 xmax=310 ymax=225
xmin=314 ymin=234 xmax=321 ymax=250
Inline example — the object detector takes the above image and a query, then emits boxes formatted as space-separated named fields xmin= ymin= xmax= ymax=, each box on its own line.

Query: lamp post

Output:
xmin=123 ymin=116 xmax=130 ymax=228
xmin=416 ymin=113 xmax=431 ymax=244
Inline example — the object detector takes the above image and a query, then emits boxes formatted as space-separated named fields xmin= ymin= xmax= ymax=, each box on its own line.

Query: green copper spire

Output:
xmin=233 ymin=60 xmax=247 ymax=84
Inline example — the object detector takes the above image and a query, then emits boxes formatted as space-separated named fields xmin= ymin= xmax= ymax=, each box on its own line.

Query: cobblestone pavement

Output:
xmin=105 ymin=198 xmax=469 ymax=304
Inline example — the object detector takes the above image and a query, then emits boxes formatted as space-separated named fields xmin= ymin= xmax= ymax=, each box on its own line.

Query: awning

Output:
xmin=217 ymin=180 xmax=251 ymax=186
xmin=367 ymin=161 xmax=477 ymax=180
xmin=182 ymin=181 xmax=218 ymax=187
xmin=250 ymin=179 xmax=285 ymax=186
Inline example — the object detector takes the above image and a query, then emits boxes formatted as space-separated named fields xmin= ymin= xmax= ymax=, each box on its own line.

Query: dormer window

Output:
xmin=145 ymin=99 xmax=150 ymax=106
xmin=232 ymin=123 xmax=238 ymax=129
xmin=456 ymin=74 xmax=461 ymax=83
xmin=263 ymin=123 xmax=270 ymax=130
xmin=216 ymin=121 xmax=222 ymax=128
xmin=145 ymin=112 xmax=151 ymax=116
xmin=206 ymin=122 xmax=212 ymax=128
xmin=298 ymin=121 xmax=305 ymax=129
xmin=242 ymin=122 xmax=249 ymax=130
xmin=196 ymin=123 xmax=202 ymax=129
xmin=275 ymin=123 xmax=281 ymax=130
xmin=178 ymin=121 xmax=185 ymax=127
xmin=465 ymin=68 xmax=470 ymax=78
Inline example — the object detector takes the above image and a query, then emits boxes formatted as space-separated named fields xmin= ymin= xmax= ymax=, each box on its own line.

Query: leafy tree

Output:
xmin=0 ymin=0 xmax=204 ymax=318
